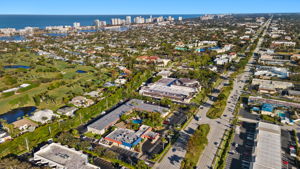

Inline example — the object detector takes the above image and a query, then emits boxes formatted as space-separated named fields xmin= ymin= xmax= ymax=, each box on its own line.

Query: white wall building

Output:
xmin=73 ymin=22 xmax=80 ymax=28
xmin=126 ymin=16 xmax=131 ymax=24
xmin=134 ymin=16 xmax=145 ymax=24
xmin=34 ymin=143 xmax=99 ymax=169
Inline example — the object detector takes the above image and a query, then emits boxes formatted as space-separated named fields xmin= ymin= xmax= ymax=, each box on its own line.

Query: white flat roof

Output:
xmin=252 ymin=122 xmax=281 ymax=169
xmin=148 ymin=84 xmax=196 ymax=96
xmin=34 ymin=143 xmax=98 ymax=169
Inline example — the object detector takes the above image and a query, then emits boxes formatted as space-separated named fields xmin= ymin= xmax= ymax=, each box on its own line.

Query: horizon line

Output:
xmin=0 ymin=12 xmax=300 ymax=16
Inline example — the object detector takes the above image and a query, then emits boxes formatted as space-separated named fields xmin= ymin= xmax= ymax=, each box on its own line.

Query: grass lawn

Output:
xmin=0 ymin=51 xmax=109 ymax=114
xmin=0 ymin=82 xmax=51 ymax=114
xmin=181 ymin=124 xmax=210 ymax=169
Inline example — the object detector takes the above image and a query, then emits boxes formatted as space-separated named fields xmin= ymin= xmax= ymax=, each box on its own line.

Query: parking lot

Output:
xmin=110 ymin=146 xmax=139 ymax=158
xmin=93 ymin=157 xmax=115 ymax=169
xmin=225 ymin=122 xmax=257 ymax=169
xmin=142 ymin=138 xmax=164 ymax=159
xmin=281 ymin=130 xmax=297 ymax=169
xmin=226 ymin=121 xmax=299 ymax=169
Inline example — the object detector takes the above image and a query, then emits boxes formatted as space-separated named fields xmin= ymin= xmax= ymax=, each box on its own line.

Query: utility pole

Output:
xmin=25 ymin=137 xmax=29 ymax=151
xmin=48 ymin=126 xmax=52 ymax=135
xmin=106 ymin=99 xmax=108 ymax=109
xmin=80 ymin=113 xmax=83 ymax=124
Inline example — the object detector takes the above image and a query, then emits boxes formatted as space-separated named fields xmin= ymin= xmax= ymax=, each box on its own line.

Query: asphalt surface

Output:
xmin=154 ymin=78 xmax=229 ymax=169
xmin=155 ymin=70 xmax=249 ymax=169
xmin=225 ymin=122 xmax=257 ymax=169
xmin=197 ymin=68 xmax=250 ymax=169
xmin=154 ymin=18 xmax=272 ymax=169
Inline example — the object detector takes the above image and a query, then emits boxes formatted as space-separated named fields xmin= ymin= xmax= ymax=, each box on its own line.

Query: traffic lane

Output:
xmin=155 ymin=96 xmax=220 ymax=169
xmin=197 ymin=117 xmax=230 ymax=169
xmin=196 ymin=76 xmax=245 ymax=168
xmin=156 ymin=75 xmax=230 ymax=169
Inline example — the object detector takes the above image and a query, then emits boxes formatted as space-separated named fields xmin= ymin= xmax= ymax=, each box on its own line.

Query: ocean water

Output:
xmin=0 ymin=35 xmax=26 ymax=41
xmin=0 ymin=14 xmax=201 ymax=29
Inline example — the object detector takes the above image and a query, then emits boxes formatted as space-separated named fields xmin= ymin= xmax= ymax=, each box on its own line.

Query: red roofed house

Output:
xmin=137 ymin=56 xmax=161 ymax=63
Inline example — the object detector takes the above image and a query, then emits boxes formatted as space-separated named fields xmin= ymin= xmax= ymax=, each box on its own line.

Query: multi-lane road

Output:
xmin=154 ymin=76 xmax=230 ymax=169
xmin=154 ymin=18 xmax=272 ymax=169
xmin=197 ymin=17 xmax=272 ymax=169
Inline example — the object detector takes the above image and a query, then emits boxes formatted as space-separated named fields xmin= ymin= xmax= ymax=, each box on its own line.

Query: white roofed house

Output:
xmin=69 ymin=96 xmax=94 ymax=108
xmin=157 ymin=58 xmax=171 ymax=67
xmin=84 ymin=90 xmax=102 ymax=98
xmin=30 ymin=109 xmax=59 ymax=124
xmin=0 ymin=130 xmax=12 ymax=143
xmin=57 ymin=107 xmax=78 ymax=117
xmin=214 ymin=54 xmax=232 ymax=65
xmin=115 ymin=78 xmax=127 ymax=85
xmin=157 ymin=70 xmax=172 ymax=78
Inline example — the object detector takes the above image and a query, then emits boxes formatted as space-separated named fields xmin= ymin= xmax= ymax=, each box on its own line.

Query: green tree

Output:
xmin=3 ymin=75 xmax=17 ymax=85
xmin=136 ymin=160 xmax=150 ymax=169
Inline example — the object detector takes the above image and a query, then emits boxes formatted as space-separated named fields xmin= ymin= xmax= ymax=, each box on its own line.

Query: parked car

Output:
xmin=290 ymin=146 xmax=297 ymax=157
xmin=194 ymin=115 xmax=201 ymax=121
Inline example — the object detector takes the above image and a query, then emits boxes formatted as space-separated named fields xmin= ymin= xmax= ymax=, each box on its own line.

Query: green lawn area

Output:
xmin=181 ymin=124 xmax=210 ymax=169
xmin=0 ymin=70 xmax=152 ymax=158
xmin=206 ymin=83 xmax=233 ymax=119
xmin=0 ymin=83 xmax=50 ymax=114
xmin=0 ymin=51 xmax=109 ymax=114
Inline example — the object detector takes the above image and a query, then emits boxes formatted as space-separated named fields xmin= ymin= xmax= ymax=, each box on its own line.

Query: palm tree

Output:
xmin=161 ymin=137 xmax=168 ymax=150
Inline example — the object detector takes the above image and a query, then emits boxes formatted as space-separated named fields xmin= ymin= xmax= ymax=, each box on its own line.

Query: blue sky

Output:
xmin=1 ymin=0 xmax=299 ymax=15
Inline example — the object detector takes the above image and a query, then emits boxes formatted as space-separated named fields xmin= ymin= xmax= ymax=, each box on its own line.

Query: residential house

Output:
xmin=70 ymin=96 xmax=94 ymax=108
xmin=12 ymin=118 xmax=38 ymax=132
xmin=57 ymin=107 xmax=78 ymax=116
xmin=30 ymin=109 xmax=59 ymax=124
xmin=0 ymin=130 xmax=11 ymax=143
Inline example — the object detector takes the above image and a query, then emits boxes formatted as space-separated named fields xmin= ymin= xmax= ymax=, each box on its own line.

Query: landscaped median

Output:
xmin=206 ymin=80 xmax=233 ymax=119
xmin=213 ymin=128 xmax=235 ymax=169
xmin=206 ymin=53 xmax=252 ymax=119
xmin=213 ymin=91 xmax=240 ymax=169
xmin=181 ymin=124 xmax=210 ymax=169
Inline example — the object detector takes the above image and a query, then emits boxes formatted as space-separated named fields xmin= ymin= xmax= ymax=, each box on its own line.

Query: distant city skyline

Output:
xmin=1 ymin=0 xmax=299 ymax=15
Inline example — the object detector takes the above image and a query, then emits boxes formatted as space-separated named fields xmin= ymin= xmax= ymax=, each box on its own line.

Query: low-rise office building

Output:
xmin=250 ymin=122 xmax=281 ymax=169
xmin=258 ymin=54 xmax=290 ymax=66
xmin=87 ymin=99 xmax=169 ymax=135
xmin=33 ymin=143 xmax=99 ymax=169
xmin=104 ymin=125 xmax=159 ymax=150
xmin=104 ymin=128 xmax=142 ymax=150
xmin=139 ymin=78 xmax=201 ymax=103
xmin=271 ymin=41 xmax=296 ymax=47
xmin=252 ymin=79 xmax=293 ymax=94
xmin=254 ymin=66 xmax=289 ymax=79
